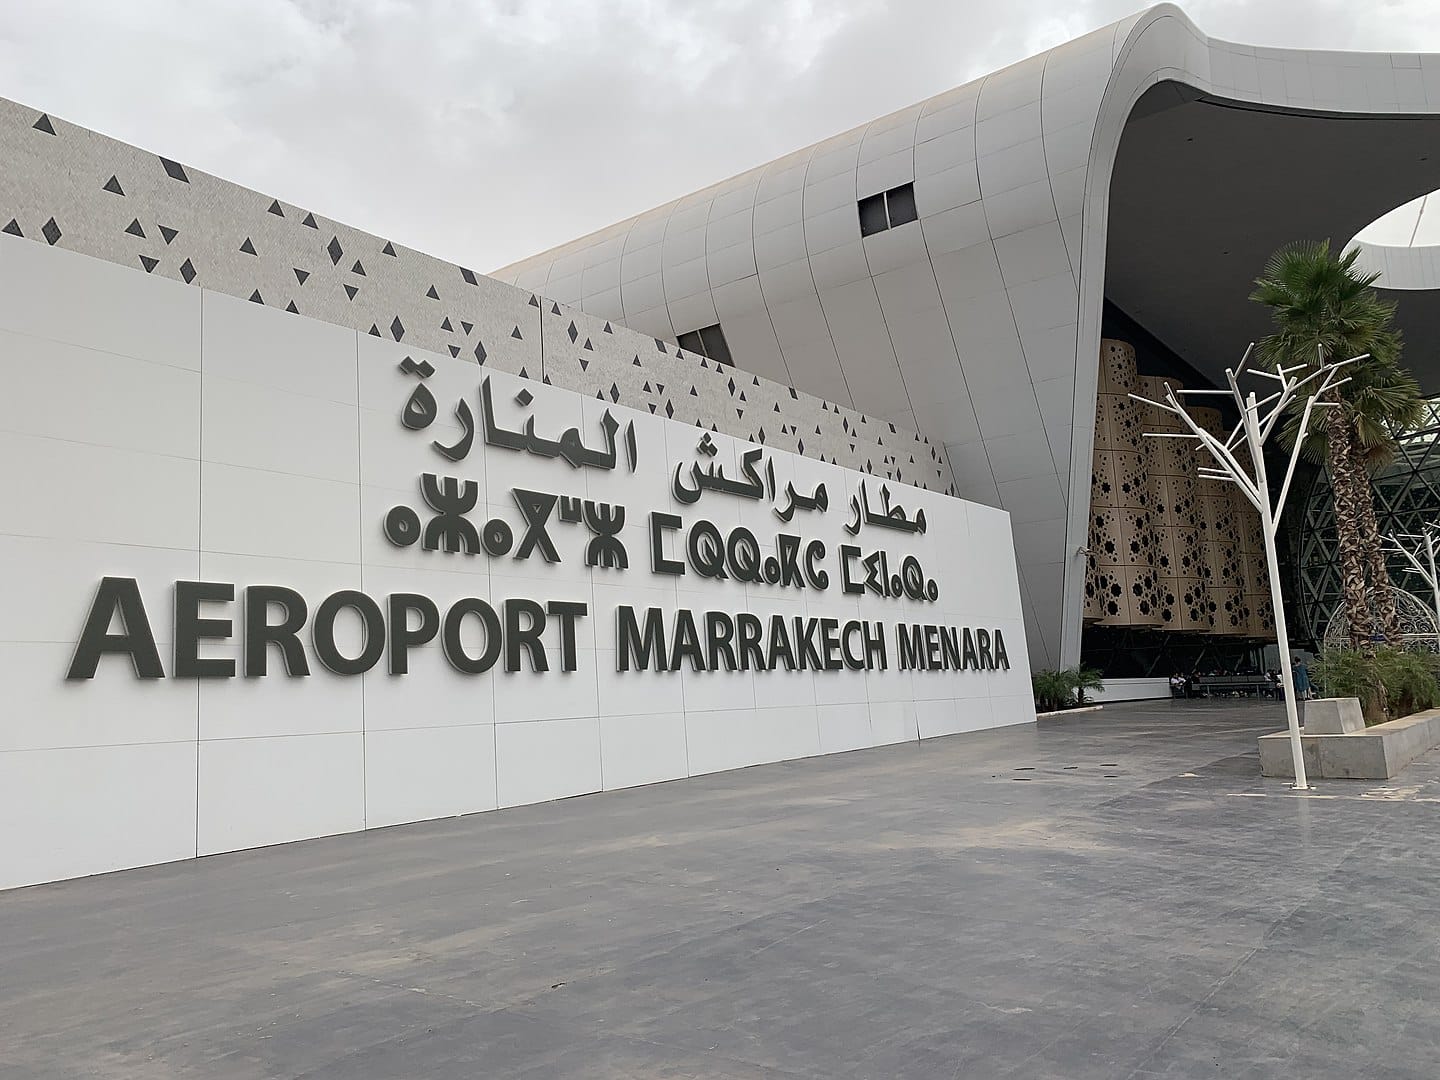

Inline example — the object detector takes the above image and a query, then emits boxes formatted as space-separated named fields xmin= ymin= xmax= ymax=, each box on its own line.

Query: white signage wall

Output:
xmin=0 ymin=237 xmax=1032 ymax=891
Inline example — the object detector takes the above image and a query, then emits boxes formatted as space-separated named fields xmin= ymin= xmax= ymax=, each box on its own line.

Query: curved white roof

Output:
xmin=1352 ymin=191 xmax=1440 ymax=291
xmin=497 ymin=3 xmax=1440 ymax=666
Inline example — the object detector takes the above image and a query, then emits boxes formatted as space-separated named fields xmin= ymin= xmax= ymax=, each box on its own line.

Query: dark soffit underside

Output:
xmin=1105 ymin=82 xmax=1440 ymax=394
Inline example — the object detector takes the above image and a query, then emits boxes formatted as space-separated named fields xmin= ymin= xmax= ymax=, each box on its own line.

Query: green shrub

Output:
xmin=1313 ymin=647 xmax=1440 ymax=724
xmin=1312 ymin=649 xmax=1382 ymax=707
xmin=1031 ymin=669 xmax=1074 ymax=712
xmin=1065 ymin=665 xmax=1105 ymax=705
xmin=1373 ymin=648 xmax=1440 ymax=720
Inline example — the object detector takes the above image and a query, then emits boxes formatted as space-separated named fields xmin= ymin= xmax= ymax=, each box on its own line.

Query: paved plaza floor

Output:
xmin=4 ymin=700 xmax=1440 ymax=1078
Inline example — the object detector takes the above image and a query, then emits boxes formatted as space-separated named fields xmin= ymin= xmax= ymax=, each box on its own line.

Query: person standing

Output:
xmin=1291 ymin=656 xmax=1312 ymax=700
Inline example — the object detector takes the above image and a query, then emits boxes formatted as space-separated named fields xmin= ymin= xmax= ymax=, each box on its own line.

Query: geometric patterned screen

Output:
xmin=1295 ymin=399 xmax=1440 ymax=644
xmin=0 ymin=99 xmax=954 ymax=494
xmin=1085 ymin=339 xmax=1275 ymax=639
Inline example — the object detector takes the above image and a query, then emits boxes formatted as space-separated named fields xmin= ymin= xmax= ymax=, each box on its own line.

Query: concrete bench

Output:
xmin=1258 ymin=699 xmax=1440 ymax=780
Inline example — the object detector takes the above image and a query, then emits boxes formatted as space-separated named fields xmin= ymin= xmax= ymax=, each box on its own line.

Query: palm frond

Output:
xmin=1251 ymin=239 xmax=1423 ymax=472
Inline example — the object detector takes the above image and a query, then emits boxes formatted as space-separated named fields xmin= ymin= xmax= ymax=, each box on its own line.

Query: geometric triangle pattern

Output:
xmin=0 ymin=94 xmax=955 ymax=493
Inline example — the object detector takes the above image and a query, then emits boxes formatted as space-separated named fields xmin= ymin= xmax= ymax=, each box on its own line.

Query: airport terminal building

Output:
xmin=4 ymin=3 xmax=1440 ymax=887
xmin=501 ymin=4 xmax=1440 ymax=674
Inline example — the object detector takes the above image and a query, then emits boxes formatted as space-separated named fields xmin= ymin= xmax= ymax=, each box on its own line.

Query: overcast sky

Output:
xmin=3 ymin=1 xmax=1440 ymax=272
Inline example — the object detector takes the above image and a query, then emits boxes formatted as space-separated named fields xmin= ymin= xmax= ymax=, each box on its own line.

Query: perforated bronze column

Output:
xmin=1138 ymin=375 xmax=1211 ymax=632
xmin=1191 ymin=406 xmax=1248 ymax=634
xmin=1086 ymin=346 xmax=1276 ymax=641
xmin=1086 ymin=341 xmax=1162 ymax=627
xmin=1237 ymin=501 xmax=1276 ymax=639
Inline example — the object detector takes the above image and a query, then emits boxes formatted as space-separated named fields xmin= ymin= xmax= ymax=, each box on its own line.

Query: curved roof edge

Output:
xmin=495 ymin=4 xmax=1440 ymax=669
xmin=1351 ymin=192 xmax=1440 ymax=290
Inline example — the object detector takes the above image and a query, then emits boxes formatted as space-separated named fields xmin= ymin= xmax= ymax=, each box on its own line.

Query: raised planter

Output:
xmin=1036 ymin=704 xmax=1104 ymax=720
xmin=1258 ymin=699 xmax=1440 ymax=780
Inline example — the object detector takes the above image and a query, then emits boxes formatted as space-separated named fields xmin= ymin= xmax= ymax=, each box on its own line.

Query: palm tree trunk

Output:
xmin=1326 ymin=409 xmax=1373 ymax=651
xmin=1349 ymin=438 xmax=1400 ymax=645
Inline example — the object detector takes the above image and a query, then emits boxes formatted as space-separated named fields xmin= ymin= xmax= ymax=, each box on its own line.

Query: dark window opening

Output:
xmin=698 ymin=324 xmax=733 ymax=365
xmin=886 ymin=182 xmax=918 ymax=226
xmin=857 ymin=182 xmax=919 ymax=236
xmin=858 ymin=193 xmax=888 ymax=237
xmin=677 ymin=322 xmax=732 ymax=365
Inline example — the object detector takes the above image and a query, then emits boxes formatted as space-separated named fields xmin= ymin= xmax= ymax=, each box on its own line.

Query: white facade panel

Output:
xmin=0 ymin=236 xmax=1031 ymax=890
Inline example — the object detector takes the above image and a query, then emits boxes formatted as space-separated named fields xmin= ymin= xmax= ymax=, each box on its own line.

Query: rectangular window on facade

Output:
xmin=857 ymin=182 xmax=919 ymax=235
xmin=886 ymin=182 xmax=918 ymax=226
xmin=858 ymin=192 xmax=888 ymax=237
xmin=698 ymin=323 xmax=733 ymax=366
xmin=677 ymin=322 xmax=733 ymax=365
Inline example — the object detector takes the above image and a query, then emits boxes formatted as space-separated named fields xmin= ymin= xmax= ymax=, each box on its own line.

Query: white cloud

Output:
xmin=2 ymin=1 xmax=1439 ymax=270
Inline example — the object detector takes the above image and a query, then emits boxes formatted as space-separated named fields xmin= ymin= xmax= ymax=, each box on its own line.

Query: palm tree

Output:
xmin=1066 ymin=665 xmax=1105 ymax=705
xmin=1251 ymin=242 xmax=1422 ymax=650
xmin=1031 ymin=669 xmax=1073 ymax=712
xmin=1342 ymin=341 xmax=1425 ymax=643
xmin=1274 ymin=338 xmax=1424 ymax=646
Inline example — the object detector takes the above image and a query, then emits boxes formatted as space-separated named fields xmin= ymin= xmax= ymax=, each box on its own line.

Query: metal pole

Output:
xmin=1245 ymin=397 xmax=1309 ymax=790
xmin=1262 ymin=504 xmax=1308 ymax=789
xmin=1428 ymin=531 xmax=1440 ymax=655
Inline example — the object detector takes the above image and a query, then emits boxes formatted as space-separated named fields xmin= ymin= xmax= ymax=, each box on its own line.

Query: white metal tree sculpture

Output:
xmin=1383 ymin=526 xmax=1440 ymax=653
xmin=1130 ymin=345 xmax=1358 ymax=791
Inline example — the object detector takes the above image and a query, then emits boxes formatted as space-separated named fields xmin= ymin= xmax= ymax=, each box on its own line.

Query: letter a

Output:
xmin=67 ymin=577 xmax=164 ymax=679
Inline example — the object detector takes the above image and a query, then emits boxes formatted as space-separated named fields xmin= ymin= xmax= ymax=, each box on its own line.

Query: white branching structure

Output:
xmin=1383 ymin=526 xmax=1440 ymax=652
xmin=1130 ymin=345 xmax=1358 ymax=791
